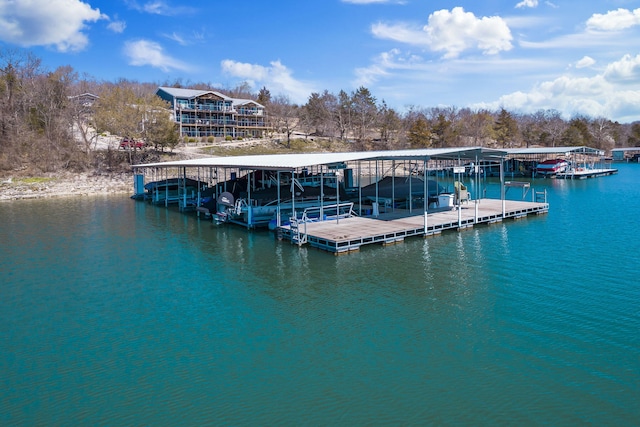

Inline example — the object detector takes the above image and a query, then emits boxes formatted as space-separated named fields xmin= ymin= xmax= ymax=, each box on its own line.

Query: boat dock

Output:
xmin=280 ymin=198 xmax=548 ymax=254
xmin=555 ymin=168 xmax=618 ymax=179
xmin=131 ymin=147 xmax=572 ymax=255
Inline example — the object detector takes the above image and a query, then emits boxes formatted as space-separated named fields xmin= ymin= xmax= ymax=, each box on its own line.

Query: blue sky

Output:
xmin=1 ymin=0 xmax=640 ymax=122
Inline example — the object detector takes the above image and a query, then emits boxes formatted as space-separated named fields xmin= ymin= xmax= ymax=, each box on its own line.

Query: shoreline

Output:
xmin=0 ymin=172 xmax=133 ymax=201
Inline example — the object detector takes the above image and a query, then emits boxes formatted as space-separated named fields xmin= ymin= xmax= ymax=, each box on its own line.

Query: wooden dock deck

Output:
xmin=280 ymin=198 xmax=548 ymax=254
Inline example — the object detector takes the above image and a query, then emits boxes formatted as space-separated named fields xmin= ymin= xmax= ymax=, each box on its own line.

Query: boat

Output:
xmin=535 ymin=159 xmax=569 ymax=176
xmin=144 ymin=178 xmax=207 ymax=205
xmin=358 ymin=176 xmax=446 ymax=208
xmin=213 ymin=176 xmax=347 ymax=228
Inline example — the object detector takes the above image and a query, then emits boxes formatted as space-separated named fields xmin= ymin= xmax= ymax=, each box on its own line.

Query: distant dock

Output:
xmin=554 ymin=168 xmax=618 ymax=179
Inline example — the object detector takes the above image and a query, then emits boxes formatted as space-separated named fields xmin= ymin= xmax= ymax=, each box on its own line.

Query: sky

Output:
xmin=1 ymin=0 xmax=640 ymax=123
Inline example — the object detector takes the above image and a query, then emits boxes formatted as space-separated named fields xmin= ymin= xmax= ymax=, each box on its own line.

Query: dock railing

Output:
xmin=299 ymin=202 xmax=355 ymax=223
xmin=288 ymin=202 xmax=355 ymax=247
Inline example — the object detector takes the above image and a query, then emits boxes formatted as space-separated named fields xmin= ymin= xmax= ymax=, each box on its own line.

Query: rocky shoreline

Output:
xmin=0 ymin=173 xmax=133 ymax=201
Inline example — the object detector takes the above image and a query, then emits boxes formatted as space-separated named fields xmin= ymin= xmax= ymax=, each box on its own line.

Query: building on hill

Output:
xmin=156 ymin=87 xmax=268 ymax=140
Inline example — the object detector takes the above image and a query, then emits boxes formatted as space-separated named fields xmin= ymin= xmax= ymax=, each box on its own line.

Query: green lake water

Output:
xmin=1 ymin=164 xmax=639 ymax=425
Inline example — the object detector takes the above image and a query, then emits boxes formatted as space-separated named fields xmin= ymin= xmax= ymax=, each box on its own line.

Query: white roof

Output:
xmin=505 ymin=146 xmax=604 ymax=156
xmin=611 ymin=147 xmax=640 ymax=152
xmin=134 ymin=147 xmax=507 ymax=171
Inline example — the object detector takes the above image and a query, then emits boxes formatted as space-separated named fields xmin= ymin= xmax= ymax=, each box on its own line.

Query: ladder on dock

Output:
xmin=289 ymin=217 xmax=307 ymax=246
xmin=535 ymin=189 xmax=547 ymax=203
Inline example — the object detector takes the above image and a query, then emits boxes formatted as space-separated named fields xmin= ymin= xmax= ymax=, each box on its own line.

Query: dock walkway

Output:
xmin=280 ymin=198 xmax=548 ymax=254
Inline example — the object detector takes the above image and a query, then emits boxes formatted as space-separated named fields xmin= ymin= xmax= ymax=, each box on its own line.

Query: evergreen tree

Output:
xmin=493 ymin=108 xmax=518 ymax=148
xmin=408 ymin=116 xmax=432 ymax=148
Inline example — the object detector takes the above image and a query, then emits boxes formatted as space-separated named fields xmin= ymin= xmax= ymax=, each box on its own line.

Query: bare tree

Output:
xmin=351 ymin=86 xmax=377 ymax=142
xmin=458 ymin=108 xmax=494 ymax=146
xmin=268 ymin=94 xmax=298 ymax=147
xmin=539 ymin=109 xmax=565 ymax=147
xmin=590 ymin=116 xmax=615 ymax=151
xmin=333 ymin=90 xmax=352 ymax=141
xmin=378 ymin=100 xmax=402 ymax=148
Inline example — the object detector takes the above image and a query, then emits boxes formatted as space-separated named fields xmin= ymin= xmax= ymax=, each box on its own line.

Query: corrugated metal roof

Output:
xmin=133 ymin=147 xmax=508 ymax=171
xmin=505 ymin=146 xmax=604 ymax=156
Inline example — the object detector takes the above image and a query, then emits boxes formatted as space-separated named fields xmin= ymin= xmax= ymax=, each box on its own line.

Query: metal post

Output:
xmin=375 ymin=161 xmax=379 ymax=217
xmin=474 ymin=154 xmax=478 ymax=224
xmin=423 ymin=158 xmax=428 ymax=234
xmin=320 ymin=168 xmax=324 ymax=221
xmin=247 ymin=170 xmax=252 ymax=226
xmin=392 ymin=160 xmax=396 ymax=212
xmin=500 ymin=156 xmax=506 ymax=217
xmin=456 ymin=156 xmax=462 ymax=229
xmin=164 ymin=168 xmax=168 ymax=207
xmin=276 ymin=171 xmax=281 ymax=228
xmin=357 ymin=161 xmax=362 ymax=216
xmin=336 ymin=169 xmax=340 ymax=224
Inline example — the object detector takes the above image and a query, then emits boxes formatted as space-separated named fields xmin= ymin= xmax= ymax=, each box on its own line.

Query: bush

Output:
xmin=225 ymin=135 xmax=233 ymax=141
xmin=207 ymin=136 xmax=214 ymax=143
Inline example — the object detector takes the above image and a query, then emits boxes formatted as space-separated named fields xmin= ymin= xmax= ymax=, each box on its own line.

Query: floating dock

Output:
xmin=279 ymin=198 xmax=548 ymax=254
xmin=554 ymin=168 xmax=618 ymax=179
xmin=131 ymin=147 xmax=572 ymax=255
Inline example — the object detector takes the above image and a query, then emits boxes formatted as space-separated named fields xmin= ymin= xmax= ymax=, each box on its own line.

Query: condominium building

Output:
xmin=156 ymin=87 xmax=268 ymax=139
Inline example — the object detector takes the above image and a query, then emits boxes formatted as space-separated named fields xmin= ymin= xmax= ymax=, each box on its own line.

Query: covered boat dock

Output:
xmin=504 ymin=146 xmax=617 ymax=179
xmin=133 ymin=147 xmax=549 ymax=254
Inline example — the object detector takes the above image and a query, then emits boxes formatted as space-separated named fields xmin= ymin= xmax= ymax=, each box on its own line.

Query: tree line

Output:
xmin=260 ymin=86 xmax=640 ymax=152
xmin=1 ymin=48 xmax=639 ymax=174
xmin=0 ymin=49 xmax=177 ymax=173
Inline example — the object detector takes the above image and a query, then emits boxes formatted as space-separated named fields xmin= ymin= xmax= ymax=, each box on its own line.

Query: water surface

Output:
xmin=1 ymin=164 xmax=639 ymax=425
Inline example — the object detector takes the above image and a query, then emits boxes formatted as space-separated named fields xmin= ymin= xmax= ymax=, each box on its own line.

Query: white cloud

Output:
xmin=586 ymin=8 xmax=640 ymax=31
xmin=424 ymin=8 xmax=513 ymax=58
xmin=126 ymin=0 xmax=195 ymax=16
xmin=220 ymin=59 xmax=317 ymax=104
xmin=142 ymin=1 xmax=171 ymax=15
xmin=0 ymin=0 xmax=105 ymax=52
xmin=371 ymin=22 xmax=427 ymax=46
xmin=575 ymin=56 xmax=595 ymax=69
xmin=477 ymin=54 xmax=640 ymax=122
xmin=123 ymin=39 xmax=191 ymax=72
xmin=515 ymin=0 xmax=538 ymax=9
xmin=602 ymin=54 xmax=640 ymax=83
xmin=354 ymin=49 xmax=422 ymax=86
xmin=107 ymin=20 xmax=126 ymax=34
xmin=163 ymin=32 xmax=187 ymax=46
xmin=372 ymin=7 xmax=512 ymax=58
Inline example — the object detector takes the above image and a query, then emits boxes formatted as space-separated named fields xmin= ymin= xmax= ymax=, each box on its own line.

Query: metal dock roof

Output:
xmin=504 ymin=146 xmax=604 ymax=156
xmin=134 ymin=147 xmax=508 ymax=171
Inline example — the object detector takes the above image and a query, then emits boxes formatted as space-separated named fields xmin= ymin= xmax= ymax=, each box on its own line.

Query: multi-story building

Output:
xmin=156 ymin=87 xmax=268 ymax=140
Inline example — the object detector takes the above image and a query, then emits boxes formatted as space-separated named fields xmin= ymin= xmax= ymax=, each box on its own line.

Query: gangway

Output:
xmin=287 ymin=202 xmax=355 ymax=246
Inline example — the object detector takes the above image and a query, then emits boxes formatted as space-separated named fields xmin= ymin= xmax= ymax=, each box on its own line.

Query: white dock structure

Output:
xmin=133 ymin=147 xmax=550 ymax=254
